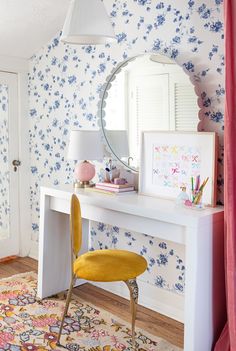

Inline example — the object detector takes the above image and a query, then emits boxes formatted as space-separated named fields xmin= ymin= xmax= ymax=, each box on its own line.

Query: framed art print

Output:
xmin=139 ymin=131 xmax=217 ymax=206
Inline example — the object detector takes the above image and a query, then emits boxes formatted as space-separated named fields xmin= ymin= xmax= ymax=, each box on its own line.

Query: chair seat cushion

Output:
xmin=73 ymin=249 xmax=147 ymax=282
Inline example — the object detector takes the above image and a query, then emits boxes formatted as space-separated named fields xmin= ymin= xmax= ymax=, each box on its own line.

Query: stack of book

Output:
xmin=87 ymin=182 xmax=136 ymax=195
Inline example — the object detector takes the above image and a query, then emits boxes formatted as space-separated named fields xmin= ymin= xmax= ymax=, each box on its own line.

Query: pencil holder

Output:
xmin=193 ymin=190 xmax=203 ymax=206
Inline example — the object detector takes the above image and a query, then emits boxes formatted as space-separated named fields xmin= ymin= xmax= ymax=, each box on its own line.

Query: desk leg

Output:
xmin=37 ymin=194 xmax=89 ymax=299
xmin=184 ymin=219 xmax=224 ymax=351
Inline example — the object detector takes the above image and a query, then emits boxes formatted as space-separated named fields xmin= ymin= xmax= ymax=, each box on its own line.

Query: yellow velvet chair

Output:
xmin=57 ymin=194 xmax=147 ymax=348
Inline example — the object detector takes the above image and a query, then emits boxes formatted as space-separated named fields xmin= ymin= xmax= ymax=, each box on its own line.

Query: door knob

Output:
xmin=12 ymin=160 xmax=21 ymax=172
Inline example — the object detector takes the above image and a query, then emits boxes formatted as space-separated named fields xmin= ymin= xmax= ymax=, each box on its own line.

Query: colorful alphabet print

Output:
xmin=152 ymin=144 xmax=201 ymax=189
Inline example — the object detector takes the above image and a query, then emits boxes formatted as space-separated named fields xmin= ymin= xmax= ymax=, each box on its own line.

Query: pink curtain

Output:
xmin=214 ymin=0 xmax=236 ymax=350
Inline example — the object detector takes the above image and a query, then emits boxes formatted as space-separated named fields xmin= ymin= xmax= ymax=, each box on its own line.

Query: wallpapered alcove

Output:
xmin=28 ymin=0 xmax=224 ymax=317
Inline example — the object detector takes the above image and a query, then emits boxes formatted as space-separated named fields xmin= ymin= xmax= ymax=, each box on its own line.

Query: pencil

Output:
xmin=199 ymin=177 xmax=209 ymax=192
xmin=195 ymin=175 xmax=200 ymax=191
xmin=194 ymin=177 xmax=209 ymax=204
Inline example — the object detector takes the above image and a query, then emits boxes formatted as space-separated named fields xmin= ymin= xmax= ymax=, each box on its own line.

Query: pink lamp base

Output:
xmin=74 ymin=160 xmax=96 ymax=188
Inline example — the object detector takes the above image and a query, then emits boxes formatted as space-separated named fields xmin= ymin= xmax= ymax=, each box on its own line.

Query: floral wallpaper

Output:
xmin=0 ymin=84 xmax=9 ymax=239
xmin=90 ymin=222 xmax=185 ymax=294
xmin=28 ymin=0 xmax=224 ymax=298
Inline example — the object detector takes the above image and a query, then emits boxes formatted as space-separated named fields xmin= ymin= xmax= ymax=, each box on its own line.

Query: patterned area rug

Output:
xmin=0 ymin=272 xmax=182 ymax=351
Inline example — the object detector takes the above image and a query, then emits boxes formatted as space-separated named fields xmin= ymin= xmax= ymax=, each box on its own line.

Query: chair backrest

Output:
xmin=70 ymin=194 xmax=82 ymax=258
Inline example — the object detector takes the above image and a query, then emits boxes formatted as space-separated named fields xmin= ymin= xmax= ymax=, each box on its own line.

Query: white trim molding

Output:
xmin=18 ymin=72 xmax=31 ymax=257
xmin=0 ymin=55 xmax=29 ymax=73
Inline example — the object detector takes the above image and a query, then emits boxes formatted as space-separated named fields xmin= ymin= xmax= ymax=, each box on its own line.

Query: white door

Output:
xmin=0 ymin=72 xmax=19 ymax=258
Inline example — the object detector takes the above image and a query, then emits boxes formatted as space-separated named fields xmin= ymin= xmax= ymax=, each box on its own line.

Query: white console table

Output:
xmin=38 ymin=185 xmax=225 ymax=351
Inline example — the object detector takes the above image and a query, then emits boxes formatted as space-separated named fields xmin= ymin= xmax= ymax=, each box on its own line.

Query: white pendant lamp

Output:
xmin=61 ymin=0 xmax=116 ymax=45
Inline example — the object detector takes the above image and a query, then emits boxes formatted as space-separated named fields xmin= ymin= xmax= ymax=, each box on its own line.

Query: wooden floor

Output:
xmin=0 ymin=257 xmax=184 ymax=348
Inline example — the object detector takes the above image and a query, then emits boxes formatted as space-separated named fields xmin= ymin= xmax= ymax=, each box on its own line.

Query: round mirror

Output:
xmin=99 ymin=54 xmax=199 ymax=172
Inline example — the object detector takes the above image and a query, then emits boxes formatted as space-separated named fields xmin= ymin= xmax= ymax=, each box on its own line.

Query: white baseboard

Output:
xmin=92 ymin=279 xmax=184 ymax=323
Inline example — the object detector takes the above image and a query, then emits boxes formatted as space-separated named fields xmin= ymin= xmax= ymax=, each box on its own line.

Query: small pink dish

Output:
xmin=114 ymin=178 xmax=127 ymax=185
xmin=184 ymin=199 xmax=193 ymax=207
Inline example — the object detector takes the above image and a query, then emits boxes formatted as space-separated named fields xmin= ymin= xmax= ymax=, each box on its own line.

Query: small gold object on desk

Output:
xmin=74 ymin=180 xmax=95 ymax=189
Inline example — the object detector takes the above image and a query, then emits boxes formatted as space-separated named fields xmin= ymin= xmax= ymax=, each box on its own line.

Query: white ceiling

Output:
xmin=0 ymin=0 xmax=70 ymax=59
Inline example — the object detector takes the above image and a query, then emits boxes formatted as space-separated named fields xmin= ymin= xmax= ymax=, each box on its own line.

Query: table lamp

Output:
xmin=68 ymin=130 xmax=103 ymax=188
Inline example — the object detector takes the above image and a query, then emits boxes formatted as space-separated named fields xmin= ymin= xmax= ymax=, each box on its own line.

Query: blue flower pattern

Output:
xmin=90 ymin=222 xmax=185 ymax=294
xmin=27 ymin=1 xmax=224 ymax=289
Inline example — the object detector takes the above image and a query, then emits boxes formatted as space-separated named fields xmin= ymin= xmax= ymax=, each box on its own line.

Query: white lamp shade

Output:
xmin=61 ymin=0 xmax=116 ymax=45
xmin=106 ymin=130 xmax=130 ymax=158
xmin=68 ymin=130 xmax=104 ymax=160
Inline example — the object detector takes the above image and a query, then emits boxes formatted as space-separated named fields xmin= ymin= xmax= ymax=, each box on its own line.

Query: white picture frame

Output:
xmin=139 ymin=131 xmax=217 ymax=206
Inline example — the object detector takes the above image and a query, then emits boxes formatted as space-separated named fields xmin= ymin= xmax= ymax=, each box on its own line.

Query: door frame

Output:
xmin=0 ymin=57 xmax=31 ymax=258
xmin=18 ymin=71 xmax=31 ymax=257
xmin=0 ymin=72 xmax=20 ymax=257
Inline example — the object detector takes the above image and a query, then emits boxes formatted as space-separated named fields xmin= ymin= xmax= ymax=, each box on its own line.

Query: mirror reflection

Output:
xmin=102 ymin=54 xmax=199 ymax=170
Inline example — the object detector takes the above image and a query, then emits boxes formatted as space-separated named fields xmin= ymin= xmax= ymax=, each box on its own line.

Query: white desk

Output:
xmin=38 ymin=185 xmax=225 ymax=351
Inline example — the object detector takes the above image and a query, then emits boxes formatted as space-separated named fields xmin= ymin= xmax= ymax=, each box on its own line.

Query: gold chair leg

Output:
xmin=57 ymin=275 xmax=76 ymax=346
xmin=124 ymin=278 xmax=139 ymax=349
